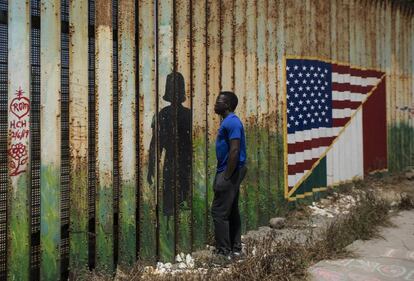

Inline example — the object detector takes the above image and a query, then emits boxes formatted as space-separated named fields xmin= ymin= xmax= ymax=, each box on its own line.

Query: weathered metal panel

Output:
xmin=157 ymin=0 xmax=175 ymax=261
xmin=221 ymin=0 xmax=234 ymax=91
xmin=138 ymin=0 xmax=157 ymax=261
xmin=175 ymin=0 xmax=192 ymax=255
xmin=234 ymin=0 xmax=247 ymax=232
xmin=191 ymin=0 xmax=207 ymax=251
xmin=118 ymin=0 xmax=136 ymax=266
xmin=206 ymin=0 xmax=220 ymax=238
xmin=245 ymin=0 xmax=259 ymax=230
xmin=95 ymin=0 xmax=114 ymax=272
xmin=257 ymin=0 xmax=269 ymax=225
xmin=276 ymin=0 xmax=286 ymax=199
xmin=7 ymin=1 xmax=31 ymax=280
xmin=40 ymin=0 xmax=61 ymax=279
xmin=267 ymin=0 xmax=279 ymax=215
xmin=69 ymin=0 xmax=89 ymax=271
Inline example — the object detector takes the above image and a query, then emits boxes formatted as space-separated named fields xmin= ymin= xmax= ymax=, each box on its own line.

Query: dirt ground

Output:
xmin=84 ymin=172 xmax=414 ymax=281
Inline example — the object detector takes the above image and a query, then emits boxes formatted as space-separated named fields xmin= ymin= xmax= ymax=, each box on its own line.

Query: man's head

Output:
xmin=214 ymin=91 xmax=238 ymax=116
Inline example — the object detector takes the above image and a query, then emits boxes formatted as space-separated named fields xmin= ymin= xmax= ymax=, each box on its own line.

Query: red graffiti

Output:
xmin=8 ymin=143 xmax=28 ymax=176
xmin=8 ymin=87 xmax=30 ymax=177
xmin=10 ymin=87 xmax=30 ymax=120
xmin=11 ymin=129 xmax=29 ymax=141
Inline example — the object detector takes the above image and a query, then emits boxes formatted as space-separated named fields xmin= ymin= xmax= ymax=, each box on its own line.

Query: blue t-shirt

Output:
xmin=216 ymin=113 xmax=246 ymax=173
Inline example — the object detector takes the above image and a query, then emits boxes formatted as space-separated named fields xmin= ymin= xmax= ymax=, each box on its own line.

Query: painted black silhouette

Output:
xmin=147 ymin=72 xmax=192 ymax=217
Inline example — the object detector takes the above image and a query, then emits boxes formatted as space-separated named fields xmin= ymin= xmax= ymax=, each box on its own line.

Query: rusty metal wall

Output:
xmin=0 ymin=0 xmax=413 ymax=279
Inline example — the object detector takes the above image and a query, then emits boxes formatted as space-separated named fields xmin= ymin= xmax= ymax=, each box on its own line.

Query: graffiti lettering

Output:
xmin=8 ymin=87 xmax=30 ymax=177
xmin=10 ymin=119 xmax=27 ymax=129
xmin=11 ymin=129 xmax=29 ymax=141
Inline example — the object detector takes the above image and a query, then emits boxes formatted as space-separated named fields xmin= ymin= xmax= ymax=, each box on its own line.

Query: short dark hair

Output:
xmin=220 ymin=91 xmax=238 ymax=111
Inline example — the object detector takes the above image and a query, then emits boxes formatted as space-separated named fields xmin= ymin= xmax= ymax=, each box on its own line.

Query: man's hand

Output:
xmin=224 ymin=139 xmax=240 ymax=180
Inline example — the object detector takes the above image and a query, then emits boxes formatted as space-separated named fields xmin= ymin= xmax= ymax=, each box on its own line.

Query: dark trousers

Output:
xmin=211 ymin=166 xmax=247 ymax=255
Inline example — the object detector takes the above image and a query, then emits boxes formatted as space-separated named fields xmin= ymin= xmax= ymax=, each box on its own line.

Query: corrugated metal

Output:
xmin=0 ymin=0 xmax=413 ymax=277
xmin=95 ymin=0 xmax=114 ymax=272
xmin=7 ymin=1 xmax=31 ymax=280
xmin=118 ymin=0 xmax=137 ymax=266
xmin=68 ymin=0 xmax=89 ymax=273
xmin=40 ymin=0 xmax=61 ymax=279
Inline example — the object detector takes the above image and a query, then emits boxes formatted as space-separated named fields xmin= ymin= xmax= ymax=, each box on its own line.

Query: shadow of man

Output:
xmin=147 ymin=71 xmax=191 ymax=219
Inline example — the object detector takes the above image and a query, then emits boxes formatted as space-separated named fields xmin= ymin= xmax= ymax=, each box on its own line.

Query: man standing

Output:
xmin=212 ymin=91 xmax=247 ymax=260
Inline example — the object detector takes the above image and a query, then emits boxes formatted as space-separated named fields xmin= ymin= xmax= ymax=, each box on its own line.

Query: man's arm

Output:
xmin=224 ymin=139 xmax=240 ymax=180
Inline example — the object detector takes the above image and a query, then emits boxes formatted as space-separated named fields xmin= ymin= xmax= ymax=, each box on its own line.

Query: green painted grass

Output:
xmin=69 ymin=167 xmax=88 ymax=271
xmin=8 ymin=174 xmax=30 ymax=281
xmin=96 ymin=184 xmax=114 ymax=273
xmin=192 ymin=136 xmax=208 ymax=250
xmin=119 ymin=181 xmax=137 ymax=266
xmin=388 ymin=123 xmax=414 ymax=172
xmin=40 ymin=165 xmax=60 ymax=281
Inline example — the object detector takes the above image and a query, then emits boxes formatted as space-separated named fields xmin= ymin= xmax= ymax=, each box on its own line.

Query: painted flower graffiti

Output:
xmin=8 ymin=143 xmax=28 ymax=176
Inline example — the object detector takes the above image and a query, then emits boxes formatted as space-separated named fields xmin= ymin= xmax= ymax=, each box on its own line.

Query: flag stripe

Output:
xmin=333 ymin=117 xmax=351 ymax=127
xmin=288 ymin=137 xmax=335 ymax=153
xmin=332 ymin=73 xmax=380 ymax=87
xmin=332 ymin=100 xmax=360 ymax=109
xmin=332 ymin=83 xmax=373 ymax=94
xmin=332 ymin=64 xmax=384 ymax=78
xmin=288 ymin=157 xmax=319 ymax=174
xmin=332 ymin=91 xmax=365 ymax=102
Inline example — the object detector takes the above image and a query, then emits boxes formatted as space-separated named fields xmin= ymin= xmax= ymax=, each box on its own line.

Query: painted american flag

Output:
xmin=286 ymin=58 xmax=385 ymax=194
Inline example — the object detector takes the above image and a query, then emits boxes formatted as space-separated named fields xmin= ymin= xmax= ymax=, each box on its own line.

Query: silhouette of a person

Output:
xmin=147 ymin=72 xmax=191 ymax=217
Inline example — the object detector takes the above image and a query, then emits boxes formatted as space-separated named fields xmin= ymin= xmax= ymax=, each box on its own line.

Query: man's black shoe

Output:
xmin=231 ymin=251 xmax=245 ymax=261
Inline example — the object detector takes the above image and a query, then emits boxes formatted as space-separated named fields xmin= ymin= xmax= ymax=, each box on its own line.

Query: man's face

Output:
xmin=214 ymin=94 xmax=229 ymax=115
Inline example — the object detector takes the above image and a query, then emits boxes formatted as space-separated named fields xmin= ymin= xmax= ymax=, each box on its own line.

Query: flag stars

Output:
xmin=298 ymin=100 xmax=303 ymax=105
xmin=302 ymin=66 xmax=307 ymax=71
xmin=290 ymin=87 xmax=295 ymax=92
xmin=289 ymin=73 xmax=294 ymax=78
xmin=294 ymin=79 xmax=299 ymax=84
xmin=298 ymin=86 xmax=303 ymax=91
xmin=294 ymin=65 xmax=299 ymax=70
xmin=295 ymin=107 xmax=299 ymax=112
xmin=298 ymin=72 xmax=303 ymax=77
xmin=306 ymin=73 xmax=311 ymax=77
xmin=286 ymin=66 xmax=290 ymax=71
